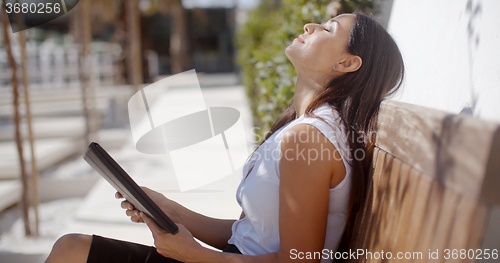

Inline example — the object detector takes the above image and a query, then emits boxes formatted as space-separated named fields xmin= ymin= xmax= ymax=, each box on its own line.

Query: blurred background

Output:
xmin=0 ymin=0 xmax=499 ymax=262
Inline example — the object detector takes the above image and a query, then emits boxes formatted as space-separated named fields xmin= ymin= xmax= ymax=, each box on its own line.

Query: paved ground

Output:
xmin=0 ymin=80 xmax=255 ymax=263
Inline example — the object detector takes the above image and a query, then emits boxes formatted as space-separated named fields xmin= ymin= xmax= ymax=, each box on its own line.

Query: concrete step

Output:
xmin=0 ymin=85 xmax=134 ymax=106
xmin=0 ymin=117 xmax=85 ymax=142
xmin=0 ymin=98 xmax=110 ymax=120
xmin=0 ymin=138 xmax=84 ymax=180
xmin=0 ymin=85 xmax=135 ymax=121
xmin=0 ymin=181 xmax=21 ymax=212
xmin=0 ymin=176 xmax=99 ymax=214
xmin=0 ymin=128 xmax=130 ymax=180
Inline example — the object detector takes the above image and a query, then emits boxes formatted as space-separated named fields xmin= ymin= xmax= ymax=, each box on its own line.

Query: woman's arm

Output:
xmin=275 ymin=123 xmax=339 ymax=261
xmin=142 ymin=123 xmax=342 ymax=263
xmin=119 ymin=189 xmax=244 ymax=250
xmin=142 ymin=213 xmax=279 ymax=263
xmin=175 ymin=206 xmax=239 ymax=250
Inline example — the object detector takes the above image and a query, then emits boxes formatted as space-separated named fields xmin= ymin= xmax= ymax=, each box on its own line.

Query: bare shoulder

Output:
xmin=280 ymin=123 xmax=337 ymax=156
xmin=280 ymin=123 xmax=347 ymax=188
xmin=281 ymin=123 xmax=331 ymax=145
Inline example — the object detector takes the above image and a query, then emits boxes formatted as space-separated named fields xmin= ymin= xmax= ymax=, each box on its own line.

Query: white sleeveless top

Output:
xmin=227 ymin=103 xmax=353 ymax=262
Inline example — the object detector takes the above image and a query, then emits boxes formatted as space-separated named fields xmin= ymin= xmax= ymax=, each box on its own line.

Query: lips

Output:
xmin=298 ymin=34 xmax=305 ymax=43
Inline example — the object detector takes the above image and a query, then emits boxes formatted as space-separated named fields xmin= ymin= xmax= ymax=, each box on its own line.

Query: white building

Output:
xmin=387 ymin=0 xmax=500 ymax=123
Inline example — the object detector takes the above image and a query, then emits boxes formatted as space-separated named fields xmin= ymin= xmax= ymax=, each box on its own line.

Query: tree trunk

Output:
xmin=126 ymin=0 xmax=143 ymax=91
xmin=170 ymin=0 xmax=190 ymax=73
xmin=110 ymin=0 xmax=127 ymax=85
xmin=14 ymin=10 xmax=40 ymax=236
xmin=76 ymin=0 xmax=98 ymax=145
xmin=2 ymin=3 xmax=31 ymax=236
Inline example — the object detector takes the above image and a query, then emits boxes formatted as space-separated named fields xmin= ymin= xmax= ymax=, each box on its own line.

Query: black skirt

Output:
xmin=86 ymin=234 xmax=241 ymax=263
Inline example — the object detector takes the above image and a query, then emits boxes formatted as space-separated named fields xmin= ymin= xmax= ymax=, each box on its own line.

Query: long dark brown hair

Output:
xmin=246 ymin=12 xmax=404 ymax=256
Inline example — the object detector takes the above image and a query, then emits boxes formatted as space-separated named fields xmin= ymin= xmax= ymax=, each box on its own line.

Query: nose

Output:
xmin=303 ymin=23 xmax=319 ymax=34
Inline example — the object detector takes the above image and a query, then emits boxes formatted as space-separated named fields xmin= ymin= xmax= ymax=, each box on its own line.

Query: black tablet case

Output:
xmin=83 ymin=142 xmax=179 ymax=235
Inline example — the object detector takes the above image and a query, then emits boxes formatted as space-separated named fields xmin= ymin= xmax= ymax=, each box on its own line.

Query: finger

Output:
xmin=141 ymin=212 xmax=166 ymax=236
xmin=133 ymin=216 xmax=144 ymax=223
xmin=125 ymin=209 xmax=144 ymax=222
xmin=115 ymin=192 xmax=123 ymax=199
xmin=121 ymin=201 xmax=134 ymax=210
xmin=126 ymin=209 xmax=141 ymax=217
xmin=131 ymin=215 xmax=143 ymax=223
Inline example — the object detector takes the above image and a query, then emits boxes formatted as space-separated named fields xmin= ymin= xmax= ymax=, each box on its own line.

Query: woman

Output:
xmin=46 ymin=12 xmax=403 ymax=263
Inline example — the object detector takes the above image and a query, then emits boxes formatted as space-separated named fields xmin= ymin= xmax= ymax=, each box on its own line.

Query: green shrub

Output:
xmin=236 ymin=0 xmax=375 ymax=140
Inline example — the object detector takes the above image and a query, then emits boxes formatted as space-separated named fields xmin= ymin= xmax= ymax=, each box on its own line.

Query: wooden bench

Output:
xmin=348 ymin=100 xmax=500 ymax=262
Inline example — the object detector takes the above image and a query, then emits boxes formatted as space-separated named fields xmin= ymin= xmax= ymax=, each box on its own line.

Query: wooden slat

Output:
xmin=359 ymin=150 xmax=386 ymax=252
xmin=348 ymin=148 xmax=380 ymax=262
xmin=377 ymin=100 xmax=500 ymax=204
xmin=377 ymin=158 xmax=402 ymax=261
xmin=387 ymin=161 xmax=411 ymax=253
xmin=355 ymin=189 xmax=375 ymax=263
xmin=349 ymin=147 xmax=381 ymax=257
xmin=366 ymin=153 xmax=394 ymax=262
xmin=459 ymin=207 xmax=489 ymax=263
xmin=463 ymin=204 xmax=488 ymax=263
xmin=479 ymin=206 xmax=500 ymax=263
xmin=432 ymin=188 xmax=460 ymax=263
xmin=446 ymin=196 xmax=477 ymax=263
xmin=481 ymin=127 xmax=500 ymax=204
xmin=414 ymin=181 xmax=445 ymax=258
xmin=392 ymin=167 xmax=420 ymax=260
xmin=369 ymin=157 xmax=401 ymax=259
xmin=372 ymin=146 xmax=380 ymax=172
xmin=372 ymin=151 xmax=391 ymax=211
xmin=401 ymin=173 xmax=432 ymax=262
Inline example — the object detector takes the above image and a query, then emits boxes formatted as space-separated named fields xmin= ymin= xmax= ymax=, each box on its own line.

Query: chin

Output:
xmin=284 ymin=45 xmax=295 ymax=59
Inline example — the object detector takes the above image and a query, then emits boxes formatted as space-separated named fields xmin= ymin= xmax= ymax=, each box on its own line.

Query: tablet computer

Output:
xmin=83 ymin=142 xmax=179 ymax=235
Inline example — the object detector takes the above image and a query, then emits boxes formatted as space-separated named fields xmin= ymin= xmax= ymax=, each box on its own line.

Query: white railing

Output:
xmin=0 ymin=41 xmax=122 ymax=91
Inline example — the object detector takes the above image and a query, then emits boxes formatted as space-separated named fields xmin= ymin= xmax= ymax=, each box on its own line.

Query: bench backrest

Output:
xmin=348 ymin=100 xmax=500 ymax=262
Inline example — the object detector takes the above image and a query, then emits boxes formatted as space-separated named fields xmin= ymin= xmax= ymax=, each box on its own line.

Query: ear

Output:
xmin=336 ymin=55 xmax=362 ymax=73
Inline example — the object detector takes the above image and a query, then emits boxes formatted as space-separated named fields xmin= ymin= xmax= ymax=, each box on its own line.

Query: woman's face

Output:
xmin=285 ymin=13 xmax=357 ymax=74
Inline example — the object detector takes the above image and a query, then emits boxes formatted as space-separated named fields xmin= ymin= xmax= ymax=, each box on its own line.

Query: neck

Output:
xmin=293 ymin=74 xmax=325 ymax=119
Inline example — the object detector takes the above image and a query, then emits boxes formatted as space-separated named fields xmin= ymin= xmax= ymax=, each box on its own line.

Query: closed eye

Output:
xmin=324 ymin=27 xmax=332 ymax=32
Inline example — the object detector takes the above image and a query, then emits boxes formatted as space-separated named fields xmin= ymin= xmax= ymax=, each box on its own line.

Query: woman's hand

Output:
xmin=141 ymin=212 xmax=204 ymax=262
xmin=117 ymin=187 xmax=239 ymax=253
xmin=115 ymin=187 xmax=182 ymax=223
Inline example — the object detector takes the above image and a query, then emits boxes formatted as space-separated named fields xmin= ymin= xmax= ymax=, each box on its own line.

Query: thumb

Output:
xmin=141 ymin=212 xmax=164 ymax=236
